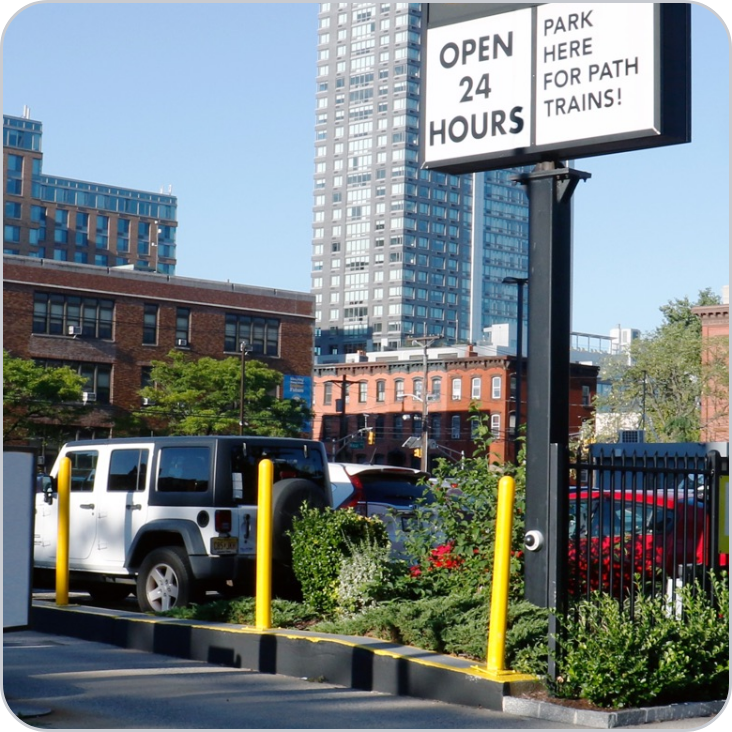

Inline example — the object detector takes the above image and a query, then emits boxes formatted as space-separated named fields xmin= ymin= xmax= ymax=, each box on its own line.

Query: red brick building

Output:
xmin=312 ymin=345 xmax=598 ymax=468
xmin=693 ymin=294 xmax=729 ymax=443
xmin=3 ymin=255 xmax=315 ymax=445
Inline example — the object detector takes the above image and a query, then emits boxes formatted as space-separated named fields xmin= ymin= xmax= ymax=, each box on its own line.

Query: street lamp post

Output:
xmin=503 ymin=276 xmax=528 ymax=462
xmin=238 ymin=340 xmax=253 ymax=436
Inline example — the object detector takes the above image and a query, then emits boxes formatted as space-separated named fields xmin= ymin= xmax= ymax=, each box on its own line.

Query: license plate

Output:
xmin=211 ymin=536 xmax=238 ymax=555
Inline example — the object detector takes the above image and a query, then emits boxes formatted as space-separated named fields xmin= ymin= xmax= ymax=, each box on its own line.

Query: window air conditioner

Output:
xmin=176 ymin=338 xmax=189 ymax=348
xmin=619 ymin=429 xmax=645 ymax=444
xmin=141 ymin=397 xmax=154 ymax=406
xmin=67 ymin=325 xmax=82 ymax=336
xmin=82 ymin=392 xmax=97 ymax=403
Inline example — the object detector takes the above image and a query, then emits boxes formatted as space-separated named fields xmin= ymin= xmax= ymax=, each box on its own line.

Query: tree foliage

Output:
xmin=3 ymin=349 xmax=87 ymax=442
xmin=594 ymin=289 xmax=728 ymax=443
xmin=139 ymin=350 xmax=312 ymax=436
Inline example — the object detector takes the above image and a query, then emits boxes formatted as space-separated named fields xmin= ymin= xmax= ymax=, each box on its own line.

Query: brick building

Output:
xmin=693 ymin=288 xmax=729 ymax=443
xmin=3 ymin=255 xmax=315 ymax=445
xmin=312 ymin=344 xmax=598 ymax=468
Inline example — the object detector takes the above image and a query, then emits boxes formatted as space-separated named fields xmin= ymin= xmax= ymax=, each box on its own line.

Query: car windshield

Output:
xmin=357 ymin=473 xmax=428 ymax=507
xmin=569 ymin=496 xmax=674 ymax=538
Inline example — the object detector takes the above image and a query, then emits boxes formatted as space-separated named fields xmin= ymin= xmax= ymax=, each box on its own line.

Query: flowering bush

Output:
xmin=568 ymin=534 xmax=665 ymax=596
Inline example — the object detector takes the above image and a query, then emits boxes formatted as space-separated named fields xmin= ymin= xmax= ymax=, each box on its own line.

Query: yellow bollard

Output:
xmin=56 ymin=457 xmax=71 ymax=606
xmin=255 ymin=459 xmax=274 ymax=630
xmin=486 ymin=475 xmax=516 ymax=673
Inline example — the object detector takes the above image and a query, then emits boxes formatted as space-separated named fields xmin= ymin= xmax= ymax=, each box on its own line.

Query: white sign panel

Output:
xmin=422 ymin=3 xmax=689 ymax=172
xmin=536 ymin=3 xmax=657 ymax=145
xmin=424 ymin=8 xmax=533 ymax=165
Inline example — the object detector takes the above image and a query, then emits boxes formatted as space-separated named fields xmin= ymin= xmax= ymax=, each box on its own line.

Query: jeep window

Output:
xmin=230 ymin=444 xmax=326 ymax=504
xmin=157 ymin=447 xmax=210 ymax=492
xmin=68 ymin=451 xmax=98 ymax=491
xmin=108 ymin=449 xmax=149 ymax=491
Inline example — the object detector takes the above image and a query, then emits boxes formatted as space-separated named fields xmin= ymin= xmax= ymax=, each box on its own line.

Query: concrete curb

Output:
xmin=502 ymin=696 xmax=725 ymax=729
xmin=30 ymin=602 xmax=725 ymax=727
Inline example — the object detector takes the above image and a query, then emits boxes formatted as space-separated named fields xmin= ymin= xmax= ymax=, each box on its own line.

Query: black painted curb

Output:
xmin=30 ymin=602 xmax=538 ymax=712
xmin=29 ymin=602 xmax=726 ymax=727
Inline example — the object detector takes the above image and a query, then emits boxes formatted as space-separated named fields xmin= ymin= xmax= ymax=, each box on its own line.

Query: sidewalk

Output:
xmin=16 ymin=599 xmax=728 ymax=729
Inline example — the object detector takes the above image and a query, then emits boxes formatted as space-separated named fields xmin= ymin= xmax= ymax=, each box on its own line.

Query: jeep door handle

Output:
xmin=127 ymin=504 xmax=142 ymax=511
xmin=80 ymin=503 xmax=95 ymax=510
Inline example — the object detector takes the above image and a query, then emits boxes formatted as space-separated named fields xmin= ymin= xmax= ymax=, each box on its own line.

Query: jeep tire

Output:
xmin=136 ymin=546 xmax=199 ymax=612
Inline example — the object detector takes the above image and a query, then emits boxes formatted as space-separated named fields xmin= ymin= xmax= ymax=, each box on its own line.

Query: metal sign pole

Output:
xmin=516 ymin=162 xmax=589 ymax=609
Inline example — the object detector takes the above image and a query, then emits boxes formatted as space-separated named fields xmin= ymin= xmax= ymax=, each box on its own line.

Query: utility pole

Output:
xmin=238 ymin=340 xmax=253 ymax=436
xmin=411 ymin=334 xmax=440 ymax=472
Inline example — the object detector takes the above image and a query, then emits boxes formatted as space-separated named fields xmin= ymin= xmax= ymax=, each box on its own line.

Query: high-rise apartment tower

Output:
xmin=311 ymin=3 xmax=530 ymax=361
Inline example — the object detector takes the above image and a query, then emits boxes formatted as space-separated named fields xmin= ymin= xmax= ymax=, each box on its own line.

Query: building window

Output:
xmin=32 ymin=292 xmax=113 ymax=339
xmin=358 ymin=381 xmax=368 ymax=403
xmin=430 ymin=413 xmax=441 ymax=439
xmin=431 ymin=377 xmax=442 ymax=400
xmin=36 ymin=359 xmax=112 ymax=403
xmin=374 ymin=414 xmax=385 ymax=439
xmin=376 ymin=379 xmax=386 ymax=402
xmin=323 ymin=381 xmax=333 ymax=406
xmin=393 ymin=414 xmax=403 ymax=439
xmin=143 ymin=304 xmax=158 ymax=345
xmin=491 ymin=413 xmax=501 ymax=438
xmin=470 ymin=416 xmax=481 ymax=439
xmin=491 ymin=375 xmax=502 ymax=400
xmin=4 ymin=202 xmax=21 ymax=219
xmin=4 ymin=225 xmax=20 ymax=243
xmin=395 ymin=378 xmax=405 ymax=400
xmin=413 ymin=377 xmax=423 ymax=399
xmin=451 ymin=415 xmax=461 ymax=439
xmin=224 ymin=314 xmax=280 ymax=356
xmin=582 ymin=385 xmax=591 ymax=407
xmin=471 ymin=377 xmax=481 ymax=400
xmin=96 ymin=215 xmax=109 ymax=249
xmin=175 ymin=308 xmax=190 ymax=346
xmin=451 ymin=378 xmax=462 ymax=400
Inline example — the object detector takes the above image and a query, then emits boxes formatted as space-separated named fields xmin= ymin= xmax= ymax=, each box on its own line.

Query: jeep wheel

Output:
xmin=136 ymin=547 xmax=197 ymax=612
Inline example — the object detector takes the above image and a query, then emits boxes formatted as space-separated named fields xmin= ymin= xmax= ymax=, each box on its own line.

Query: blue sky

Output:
xmin=2 ymin=1 xmax=729 ymax=338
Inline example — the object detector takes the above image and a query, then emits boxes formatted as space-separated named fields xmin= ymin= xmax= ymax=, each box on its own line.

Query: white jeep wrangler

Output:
xmin=34 ymin=436 xmax=331 ymax=612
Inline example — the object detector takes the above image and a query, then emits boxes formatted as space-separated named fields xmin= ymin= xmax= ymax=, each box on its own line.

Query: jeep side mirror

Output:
xmin=38 ymin=475 xmax=56 ymax=505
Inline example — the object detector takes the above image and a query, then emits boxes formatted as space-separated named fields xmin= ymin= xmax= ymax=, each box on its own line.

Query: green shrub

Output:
xmin=160 ymin=596 xmax=320 ymax=628
xmin=289 ymin=506 xmax=390 ymax=616
xmin=396 ymin=411 xmax=526 ymax=601
xmin=552 ymin=574 xmax=729 ymax=708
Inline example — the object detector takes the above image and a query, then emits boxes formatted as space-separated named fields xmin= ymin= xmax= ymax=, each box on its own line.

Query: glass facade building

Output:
xmin=310 ymin=3 xmax=529 ymax=361
xmin=3 ymin=114 xmax=178 ymax=273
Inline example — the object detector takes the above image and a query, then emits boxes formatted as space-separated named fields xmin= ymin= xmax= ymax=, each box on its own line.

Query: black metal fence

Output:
xmin=567 ymin=448 xmax=728 ymax=610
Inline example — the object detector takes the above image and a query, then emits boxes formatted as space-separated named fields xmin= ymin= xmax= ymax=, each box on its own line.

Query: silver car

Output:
xmin=328 ymin=462 xmax=431 ymax=557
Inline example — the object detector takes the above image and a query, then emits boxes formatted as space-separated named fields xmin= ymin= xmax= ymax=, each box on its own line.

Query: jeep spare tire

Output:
xmin=270 ymin=479 xmax=328 ymax=563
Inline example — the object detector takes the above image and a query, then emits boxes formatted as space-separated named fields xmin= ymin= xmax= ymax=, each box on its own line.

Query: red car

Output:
xmin=567 ymin=487 xmax=719 ymax=595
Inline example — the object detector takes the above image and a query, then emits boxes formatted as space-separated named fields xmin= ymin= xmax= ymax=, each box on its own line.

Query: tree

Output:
xmin=3 ymin=349 xmax=87 ymax=442
xmin=139 ymin=350 xmax=312 ymax=437
xmin=594 ymin=289 xmax=728 ymax=443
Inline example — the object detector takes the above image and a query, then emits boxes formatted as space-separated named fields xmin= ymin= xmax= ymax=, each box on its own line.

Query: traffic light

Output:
xmin=367 ymin=430 xmax=375 ymax=445
xmin=413 ymin=448 xmax=422 ymax=458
